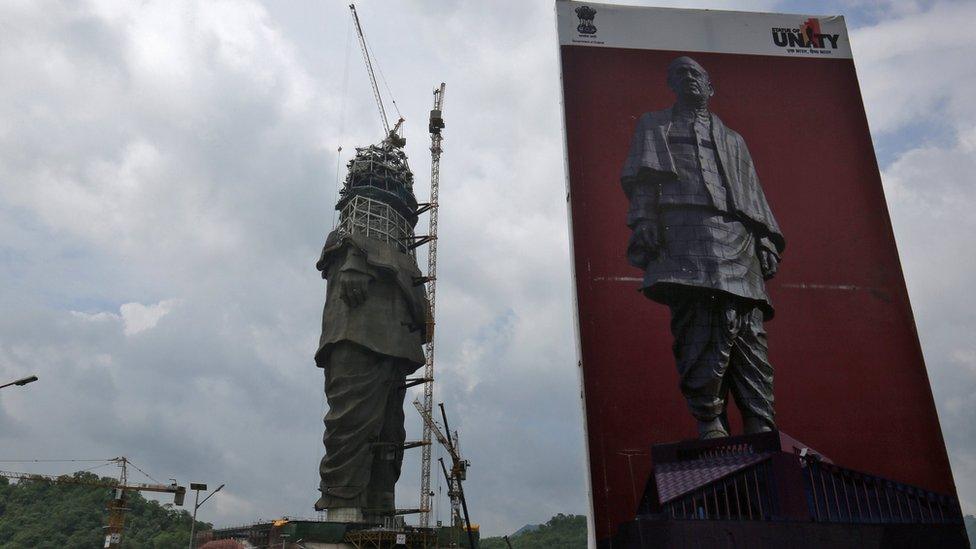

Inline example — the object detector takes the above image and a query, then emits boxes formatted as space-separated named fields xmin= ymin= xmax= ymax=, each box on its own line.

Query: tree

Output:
xmin=480 ymin=514 xmax=587 ymax=549
xmin=0 ymin=473 xmax=209 ymax=548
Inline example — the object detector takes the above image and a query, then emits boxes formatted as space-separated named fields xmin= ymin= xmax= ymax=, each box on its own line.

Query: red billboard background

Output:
xmin=560 ymin=46 xmax=958 ymax=541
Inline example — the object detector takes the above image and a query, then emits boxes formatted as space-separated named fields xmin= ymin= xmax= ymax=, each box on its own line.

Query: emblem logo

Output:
xmin=575 ymin=5 xmax=597 ymax=35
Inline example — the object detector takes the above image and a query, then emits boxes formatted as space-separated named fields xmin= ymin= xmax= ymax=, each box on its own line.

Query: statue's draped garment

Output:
xmin=621 ymin=106 xmax=785 ymax=427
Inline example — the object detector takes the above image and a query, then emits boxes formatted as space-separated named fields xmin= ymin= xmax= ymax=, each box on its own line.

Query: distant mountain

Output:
xmin=0 ymin=472 xmax=209 ymax=549
xmin=480 ymin=514 xmax=586 ymax=549
xmin=511 ymin=523 xmax=541 ymax=536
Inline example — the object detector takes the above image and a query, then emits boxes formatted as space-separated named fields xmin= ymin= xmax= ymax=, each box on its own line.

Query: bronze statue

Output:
xmin=314 ymin=133 xmax=428 ymax=522
xmin=620 ymin=57 xmax=786 ymax=439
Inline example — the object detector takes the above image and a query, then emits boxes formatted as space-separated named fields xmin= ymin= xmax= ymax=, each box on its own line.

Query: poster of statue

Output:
xmin=556 ymin=1 xmax=959 ymax=543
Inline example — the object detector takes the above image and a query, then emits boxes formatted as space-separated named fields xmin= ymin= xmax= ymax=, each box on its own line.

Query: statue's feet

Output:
xmin=325 ymin=507 xmax=363 ymax=523
xmin=698 ymin=418 xmax=729 ymax=439
xmin=743 ymin=416 xmax=774 ymax=435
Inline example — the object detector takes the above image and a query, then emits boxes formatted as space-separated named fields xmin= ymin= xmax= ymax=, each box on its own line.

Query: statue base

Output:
xmin=199 ymin=518 xmax=474 ymax=549
xmin=603 ymin=430 xmax=968 ymax=548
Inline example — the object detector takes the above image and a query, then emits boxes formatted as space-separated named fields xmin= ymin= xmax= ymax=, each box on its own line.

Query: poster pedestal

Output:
xmin=605 ymin=431 xmax=968 ymax=548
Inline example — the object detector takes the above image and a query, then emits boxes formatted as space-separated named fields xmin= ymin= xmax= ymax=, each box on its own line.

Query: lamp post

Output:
xmin=188 ymin=482 xmax=224 ymax=549
xmin=0 ymin=375 xmax=38 ymax=390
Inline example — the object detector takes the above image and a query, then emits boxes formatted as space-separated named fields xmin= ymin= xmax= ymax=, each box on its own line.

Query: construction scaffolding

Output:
xmin=338 ymin=140 xmax=419 ymax=228
xmin=345 ymin=527 xmax=437 ymax=549
xmin=337 ymin=194 xmax=414 ymax=254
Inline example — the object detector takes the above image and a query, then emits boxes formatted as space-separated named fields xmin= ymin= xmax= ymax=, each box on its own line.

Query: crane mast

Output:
xmin=419 ymin=82 xmax=445 ymax=528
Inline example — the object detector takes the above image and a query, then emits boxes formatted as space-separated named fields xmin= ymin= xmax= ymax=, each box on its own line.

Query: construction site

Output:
xmin=0 ymin=4 xmax=476 ymax=549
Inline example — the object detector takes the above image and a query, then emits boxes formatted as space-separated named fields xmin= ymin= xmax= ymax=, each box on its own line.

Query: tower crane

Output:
xmin=349 ymin=3 xmax=403 ymax=142
xmin=347 ymin=3 xmax=451 ymax=529
xmin=414 ymin=400 xmax=475 ymax=548
xmin=418 ymin=82 xmax=446 ymax=528
xmin=0 ymin=457 xmax=186 ymax=548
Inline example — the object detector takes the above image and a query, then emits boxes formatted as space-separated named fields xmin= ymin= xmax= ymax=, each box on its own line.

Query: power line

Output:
xmin=0 ymin=459 xmax=109 ymax=463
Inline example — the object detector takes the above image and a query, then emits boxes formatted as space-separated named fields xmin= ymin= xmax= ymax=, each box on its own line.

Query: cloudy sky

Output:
xmin=0 ymin=0 xmax=974 ymax=538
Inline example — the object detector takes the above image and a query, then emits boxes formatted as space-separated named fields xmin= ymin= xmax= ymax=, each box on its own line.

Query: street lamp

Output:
xmin=188 ymin=482 xmax=224 ymax=549
xmin=0 ymin=375 xmax=38 ymax=390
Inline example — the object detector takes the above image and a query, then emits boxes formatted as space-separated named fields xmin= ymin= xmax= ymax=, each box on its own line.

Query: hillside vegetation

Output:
xmin=0 ymin=472 xmax=208 ymax=549
xmin=480 ymin=514 xmax=586 ymax=549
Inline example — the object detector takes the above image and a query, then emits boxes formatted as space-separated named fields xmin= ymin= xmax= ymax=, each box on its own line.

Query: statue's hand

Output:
xmin=758 ymin=248 xmax=779 ymax=280
xmin=627 ymin=219 xmax=662 ymax=268
xmin=340 ymin=270 xmax=372 ymax=308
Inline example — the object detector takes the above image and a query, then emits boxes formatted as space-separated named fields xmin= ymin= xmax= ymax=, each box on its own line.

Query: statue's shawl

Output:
xmin=317 ymin=231 xmax=430 ymax=335
xmin=621 ymin=108 xmax=786 ymax=254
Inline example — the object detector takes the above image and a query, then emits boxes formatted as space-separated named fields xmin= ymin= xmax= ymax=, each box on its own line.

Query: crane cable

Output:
xmin=374 ymin=57 xmax=403 ymax=124
xmin=125 ymin=458 xmax=162 ymax=485
xmin=331 ymin=11 xmax=353 ymax=231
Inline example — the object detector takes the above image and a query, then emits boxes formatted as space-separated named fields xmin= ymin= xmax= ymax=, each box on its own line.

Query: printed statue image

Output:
xmin=314 ymin=132 xmax=429 ymax=522
xmin=620 ymin=56 xmax=786 ymax=440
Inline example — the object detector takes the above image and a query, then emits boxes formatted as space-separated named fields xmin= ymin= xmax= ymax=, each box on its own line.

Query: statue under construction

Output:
xmin=314 ymin=130 xmax=429 ymax=522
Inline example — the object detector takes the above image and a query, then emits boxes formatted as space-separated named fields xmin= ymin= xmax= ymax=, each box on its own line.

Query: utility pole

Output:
xmin=188 ymin=482 xmax=224 ymax=549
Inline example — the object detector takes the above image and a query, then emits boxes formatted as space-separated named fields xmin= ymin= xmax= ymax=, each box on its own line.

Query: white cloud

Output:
xmin=120 ymin=299 xmax=180 ymax=336
xmin=852 ymin=1 xmax=976 ymax=135
xmin=881 ymin=117 xmax=976 ymax=519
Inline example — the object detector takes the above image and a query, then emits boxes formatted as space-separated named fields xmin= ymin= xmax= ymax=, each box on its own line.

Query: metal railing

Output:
xmin=802 ymin=458 xmax=960 ymax=524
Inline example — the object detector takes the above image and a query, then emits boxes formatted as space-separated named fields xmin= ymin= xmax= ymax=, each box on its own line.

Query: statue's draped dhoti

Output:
xmin=314 ymin=232 xmax=427 ymax=516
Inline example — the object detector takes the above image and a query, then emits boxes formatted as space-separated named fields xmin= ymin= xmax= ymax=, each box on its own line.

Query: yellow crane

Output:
xmin=0 ymin=457 xmax=186 ymax=548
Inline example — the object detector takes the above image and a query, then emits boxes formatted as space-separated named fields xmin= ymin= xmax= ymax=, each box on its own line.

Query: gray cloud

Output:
xmin=0 ymin=0 xmax=973 ymax=539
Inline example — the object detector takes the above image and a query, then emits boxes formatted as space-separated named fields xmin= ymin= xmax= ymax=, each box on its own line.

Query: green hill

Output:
xmin=480 ymin=514 xmax=586 ymax=549
xmin=0 ymin=472 xmax=208 ymax=549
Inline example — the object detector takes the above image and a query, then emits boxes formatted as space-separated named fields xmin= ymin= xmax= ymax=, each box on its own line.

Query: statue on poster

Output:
xmin=620 ymin=56 xmax=786 ymax=439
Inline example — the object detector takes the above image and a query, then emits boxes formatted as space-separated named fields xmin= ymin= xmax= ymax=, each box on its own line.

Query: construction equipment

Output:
xmin=0 ymin=457 xmax=186 ymax=548
xmin=414 ymin=401 xmax=475 ymax=548
xmin=347 ymin=4 xmax=453 ymax=531
xmin=418 ymin=82 xmax=446 ymax=528
xmin=349 ymin=3 xmax=403 ymax=141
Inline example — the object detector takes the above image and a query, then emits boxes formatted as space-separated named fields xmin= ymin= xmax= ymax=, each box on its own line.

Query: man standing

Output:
xmin=621 ymin=56 xmax=786 ymax=439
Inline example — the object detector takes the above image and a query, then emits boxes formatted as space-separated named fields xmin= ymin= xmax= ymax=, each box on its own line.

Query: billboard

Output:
xmin=555 ymin=1 xmax=959 ymax=543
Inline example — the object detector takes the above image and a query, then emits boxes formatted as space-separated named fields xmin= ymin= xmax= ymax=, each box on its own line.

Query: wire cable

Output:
xmin=331 ymin=11 xmax=353 ymax=230
xmin=126 ymin=458 xmax=162 ymax=485
xmin=0 ymin=459 xmax=108 ymax=463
